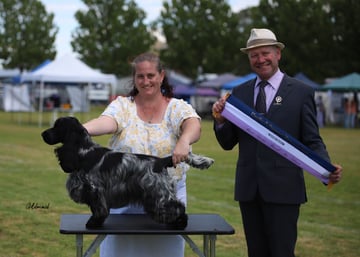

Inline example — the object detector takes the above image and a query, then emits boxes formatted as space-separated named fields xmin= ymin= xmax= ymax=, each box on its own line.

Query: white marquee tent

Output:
xmin=21 ymin=54 xmax=116 ymax=85
xmin=20 ymin=54 xmax=117 ymax=126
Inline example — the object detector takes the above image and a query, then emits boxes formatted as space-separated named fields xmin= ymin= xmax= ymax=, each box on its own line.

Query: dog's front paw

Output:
xmin=167 ymin=213 xmax=188 ymax=230
xmin=86 ymin=216 xmax=105 ymax=228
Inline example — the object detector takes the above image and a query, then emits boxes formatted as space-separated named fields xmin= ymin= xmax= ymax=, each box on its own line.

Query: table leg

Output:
xmin=182 ymin=235 xmax=206 ymax=257
xmin=76 ymin=234 xmax=83 ymax=257
xmin=84 ymin=235 xmax=106 ymax=257
xmin=209 ymin=235 xmax=217 ymax=257
xmin=203 ymin=235 xmax=217 ymax=257
xmin=203 ymin=235 xmax=209 ymax=256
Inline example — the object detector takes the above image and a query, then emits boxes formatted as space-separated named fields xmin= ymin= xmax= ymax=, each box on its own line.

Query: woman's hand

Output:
xmin=172 ymin=138 xmax=191 ymax=166
xmin=172 ymin=117 xmax=201 ymax=166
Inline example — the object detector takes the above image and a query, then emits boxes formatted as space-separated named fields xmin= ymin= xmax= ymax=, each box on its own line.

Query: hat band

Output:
xmin=247 ymin=38 xmax=278 ymax=48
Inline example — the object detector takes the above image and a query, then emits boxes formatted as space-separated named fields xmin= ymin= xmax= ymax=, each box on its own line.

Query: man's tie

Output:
xmin=255 ymin=81 xmax=267 ymax=114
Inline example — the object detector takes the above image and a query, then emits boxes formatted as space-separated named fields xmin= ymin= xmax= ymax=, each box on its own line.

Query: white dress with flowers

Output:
xmin=99 ymin=96 xmax=200 ymax=257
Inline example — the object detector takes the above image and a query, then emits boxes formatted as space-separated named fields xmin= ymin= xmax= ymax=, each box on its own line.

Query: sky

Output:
xmin=41 ymin=0 xmax=259 ymax=58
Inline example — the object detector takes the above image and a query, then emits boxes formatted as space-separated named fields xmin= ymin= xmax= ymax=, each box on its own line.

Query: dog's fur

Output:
xmin=41 ymin=117 xmax=214 ymax=229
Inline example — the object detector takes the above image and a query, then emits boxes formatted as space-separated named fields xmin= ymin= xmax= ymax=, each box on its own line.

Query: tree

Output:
xmin=154 ymin=0 xmax=244 ymax=78
xmin=326 ymin=0 xmax=360 ymax=77
xmin=252 ymin=0 xmax=360 ymax=82
xmin=0 ymin=0 xmax=57 ymax=71
xmin=71 ymin=0 xmax=156 ymax=76
xmin=233 ymin=7 xmax=261 ymax=75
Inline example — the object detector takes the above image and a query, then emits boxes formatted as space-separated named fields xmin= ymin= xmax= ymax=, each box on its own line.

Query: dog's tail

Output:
xmin=153 ymin=153 xmax=214 ymax=173
xmin=186 ymin=153 xmax=214 ymax=169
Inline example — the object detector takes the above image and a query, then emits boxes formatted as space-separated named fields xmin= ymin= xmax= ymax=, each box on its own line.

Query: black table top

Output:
xmin=60 ymin=213 xmax=235 ymax=235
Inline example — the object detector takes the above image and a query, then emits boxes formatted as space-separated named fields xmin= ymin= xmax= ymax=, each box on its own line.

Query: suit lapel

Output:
xmin=267 ymin=75 xmax=292 ymax=116
xmin=239 ymin=79 xmax=256 ymax=108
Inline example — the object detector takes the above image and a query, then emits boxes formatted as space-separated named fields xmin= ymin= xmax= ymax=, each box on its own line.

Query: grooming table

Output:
xmin=60 ymin=213 xmax=235 ymax=257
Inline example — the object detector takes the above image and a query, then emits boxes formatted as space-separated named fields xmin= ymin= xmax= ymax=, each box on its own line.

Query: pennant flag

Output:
xmin=217 ymin=94 xmax=336 ymax=185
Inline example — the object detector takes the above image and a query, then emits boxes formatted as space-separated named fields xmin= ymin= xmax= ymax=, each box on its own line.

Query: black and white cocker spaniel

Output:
xmin=41 ymin=117 xmax=214 ymax=229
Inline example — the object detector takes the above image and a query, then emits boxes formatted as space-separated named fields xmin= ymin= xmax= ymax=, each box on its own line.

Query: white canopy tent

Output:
xmin=3 ymin=84 xmax=34 ymax=112
xmin=21 ymin=54 xmax=117 ymax=126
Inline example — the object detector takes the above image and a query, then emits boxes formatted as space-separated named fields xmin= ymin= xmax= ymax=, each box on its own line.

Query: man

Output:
xmin=212 ymin=28 xmax=342 ymax=257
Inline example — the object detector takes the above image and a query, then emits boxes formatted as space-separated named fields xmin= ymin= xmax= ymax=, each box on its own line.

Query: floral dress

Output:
xmin=99 ymin=96 xmax=200 ymax=257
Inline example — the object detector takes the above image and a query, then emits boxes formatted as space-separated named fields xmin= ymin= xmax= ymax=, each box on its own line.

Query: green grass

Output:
xmin=0 ymin=110 xmax=359 ymax=257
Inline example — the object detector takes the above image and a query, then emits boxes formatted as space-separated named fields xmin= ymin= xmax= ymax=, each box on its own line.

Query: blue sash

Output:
xmin=221 ymin=94 xmax=336 ymax=184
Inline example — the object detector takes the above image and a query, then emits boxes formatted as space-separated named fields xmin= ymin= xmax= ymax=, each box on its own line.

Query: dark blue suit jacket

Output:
xmin=214 ymin=74 xmax=330 ymax=204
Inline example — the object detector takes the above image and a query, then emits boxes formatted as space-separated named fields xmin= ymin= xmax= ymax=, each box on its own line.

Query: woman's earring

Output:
xmin=161 ymin=85 xmax=166 ymax=95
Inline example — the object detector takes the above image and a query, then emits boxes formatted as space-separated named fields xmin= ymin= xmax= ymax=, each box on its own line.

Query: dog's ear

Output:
xmin=66 ymin=118 xmax=89 ymax=144
xmin=59 ymin=158 xmax=79 ymax=173
xmin=55 ymin=146 xmax=80 ymax=173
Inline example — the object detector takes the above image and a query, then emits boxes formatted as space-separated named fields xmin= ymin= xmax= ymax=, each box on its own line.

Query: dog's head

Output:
xmin=41 ymin=116 xmax=87 ymax=145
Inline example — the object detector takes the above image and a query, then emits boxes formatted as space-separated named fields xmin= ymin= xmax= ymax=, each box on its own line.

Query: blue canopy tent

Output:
xmin=167 ymin=70 xmax=196 ymax=102
xmin=167 ymin=70 xmax=193 ymax=88
xmin=9 ymin=60 xmax=52 ymax=84
xmin=198 ymin=73 xmax=238 ymax=89
xmin=0 ymin=69 xmax=20 ymax=83
xmin=196 ymin=87 xmax=219 ymax=96
xmin=294 ymin=72 xmax=320 ymax=89
xmin=173 ymin=85 xmax=196 ymax=96
xmin=222 ymin=73 xmax=257 ymax=90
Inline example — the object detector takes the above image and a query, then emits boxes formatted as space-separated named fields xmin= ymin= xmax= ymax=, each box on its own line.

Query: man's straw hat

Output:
xmin=240 ymin=28 xmax=285 ymax=53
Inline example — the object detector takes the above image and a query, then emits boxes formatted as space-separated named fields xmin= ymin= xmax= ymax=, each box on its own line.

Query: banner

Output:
xmin=220 ymin=94 xmax=336 ymax=184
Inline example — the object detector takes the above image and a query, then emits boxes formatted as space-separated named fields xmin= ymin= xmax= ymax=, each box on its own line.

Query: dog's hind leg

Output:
xmin=141 ymin=177 xmax=188 ymax=229
xmin=144 ymin=199 xmax=188 ymax=230
xmin=162 ymin=200 xmax=188 ymax=229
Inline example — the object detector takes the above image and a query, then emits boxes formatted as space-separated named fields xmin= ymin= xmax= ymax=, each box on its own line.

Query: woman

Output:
xmin=83 ymin=52 xmax=201 ymax=257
